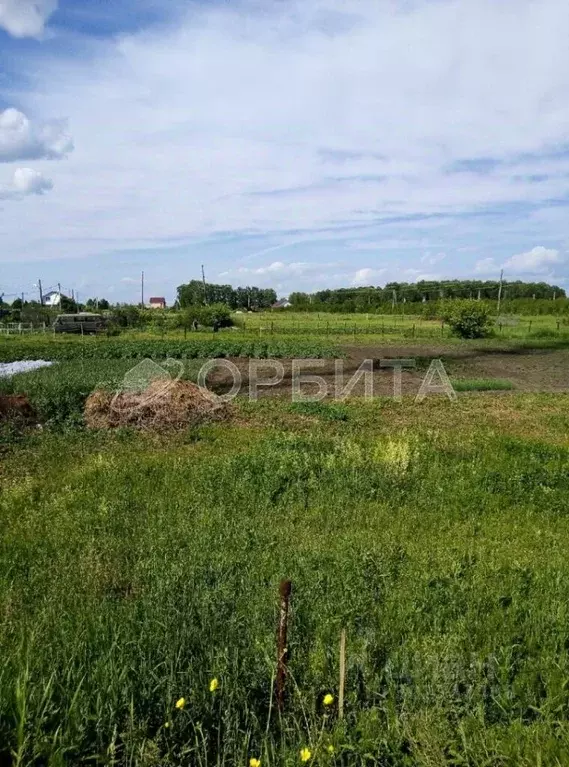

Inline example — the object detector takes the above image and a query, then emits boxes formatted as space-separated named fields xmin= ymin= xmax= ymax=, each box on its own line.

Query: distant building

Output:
xmin=148 ymin=297 xmax=166 ymax=309
xmin=271 ymin=298 xmax=291 ymax=309
xmin=43 ymin=291 xmax=66 ymax=307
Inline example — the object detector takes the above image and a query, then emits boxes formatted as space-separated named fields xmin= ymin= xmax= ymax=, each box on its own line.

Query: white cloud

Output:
xmin=0 ymin=167 xmax=53 ymax=200
xmin=0 ymin=108 xmax=73 ymax=163
xmin=235 ymin=261 xmax=336 ymax=277
xmin=2 ymin=0 xmax=569 ymax=289
xmin=12 ymin=167 xmax=53 ymax=194
xmin=503 ymin=246 xmax=564 ymax=274
xmin=351 ymin=267 xmax=386 ymax=286
xmin=420 ymin=251 xmax=447 ymax=266
xmin=474 ymin=257 xmax=498 ymax=274
xmin=0 ymin=0 xmax=57 ymax=38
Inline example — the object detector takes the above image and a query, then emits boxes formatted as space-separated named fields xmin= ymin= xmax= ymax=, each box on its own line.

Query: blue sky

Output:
xmin=1 ymin=0 xmax=569 ymax=304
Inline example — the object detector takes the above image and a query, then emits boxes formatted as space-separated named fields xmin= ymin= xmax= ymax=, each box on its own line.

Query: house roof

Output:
xmin=271 ymin=298 xmax=291 ymax=308
xmin=149 ymin=297 xmax=166 ymax=303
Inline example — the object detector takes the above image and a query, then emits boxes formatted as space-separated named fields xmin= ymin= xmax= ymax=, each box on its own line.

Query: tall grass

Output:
xmin=2 ymin=409 xmax=569 ymax=763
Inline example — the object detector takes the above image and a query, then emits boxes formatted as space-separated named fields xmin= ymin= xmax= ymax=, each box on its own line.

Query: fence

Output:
xmin=0 ymin=323 xmax=46 ymax=335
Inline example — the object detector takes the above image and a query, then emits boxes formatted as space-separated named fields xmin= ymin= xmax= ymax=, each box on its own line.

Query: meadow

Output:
xmin=2 ymin=346 xmax=569 ymax=764
xmin=2 ymin=324 xmax=569 ymax=765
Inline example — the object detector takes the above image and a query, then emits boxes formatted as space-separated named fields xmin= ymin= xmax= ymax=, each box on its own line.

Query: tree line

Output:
xmin=289 ymin=280 xmax=566 ymax=313
xmin=176 ymin=281 xmax=276 ymax=310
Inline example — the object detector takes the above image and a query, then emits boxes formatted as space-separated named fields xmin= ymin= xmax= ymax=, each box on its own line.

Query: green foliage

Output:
xmin=179 ymin=303 xmax=233 ymax=329
xmin=451 ymin=378 xmax=514 ymax=391
xmin=289 ymin=280 xmax=566 ymax=313
xmin=443 ymin=299 xmax=493 ymax=339
xmin=177 ymin=281 xmax=276 ymax=310
xmin=2 ymin=403 xmax=569 ymax=762
xmin=0 ymin=337 xmax=338 ymax=362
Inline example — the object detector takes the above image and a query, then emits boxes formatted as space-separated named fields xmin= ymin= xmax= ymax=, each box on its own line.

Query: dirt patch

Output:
xmin=203 ymin=347 xmax=569 ymax=399
xmin=0 ymin=394 xmax=36 ymax=423
xmin=85 ymin=380 xmax=230 ymax=431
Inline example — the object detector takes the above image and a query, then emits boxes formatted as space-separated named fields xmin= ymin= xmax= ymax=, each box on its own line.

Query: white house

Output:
xmin=43 ymin=291 xmax=66 ymax=307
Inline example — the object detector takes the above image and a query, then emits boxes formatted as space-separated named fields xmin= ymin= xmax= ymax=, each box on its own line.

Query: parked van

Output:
xmin=53 ymin=313 xmax=107 ymax=334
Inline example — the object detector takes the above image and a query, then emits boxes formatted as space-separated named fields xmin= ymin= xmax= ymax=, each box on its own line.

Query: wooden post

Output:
xmin=339 ymin=629 xmax=346 ymax=720
xmin=276 ymin=580 xmax=292 ymax=713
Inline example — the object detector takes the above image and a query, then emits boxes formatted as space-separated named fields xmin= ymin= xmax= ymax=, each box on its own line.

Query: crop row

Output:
xmin=0 ymin=338 xmax=339 ymax=362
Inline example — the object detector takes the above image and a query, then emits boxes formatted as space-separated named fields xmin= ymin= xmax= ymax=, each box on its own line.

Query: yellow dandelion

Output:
xmin=300 ymin=747 xmax=312 ymax=762
xmin=249 ymin=759 xmax=261 ymax=767
xmin=327 ymin=745 xmax=335 ymax=754
xmin=209 ymin=678 xmax=219 ymax=693
xmin=175 ymin=697 xmax=186 ymax=710
xmin=323 ymin=693 xmax=334 ymax=706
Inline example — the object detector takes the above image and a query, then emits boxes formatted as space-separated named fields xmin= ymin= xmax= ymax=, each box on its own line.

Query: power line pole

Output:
xmin=38 ymin=279 xmax=43 ymax=305
xmin=497 ymin=269 xmax=504 ymax=315
xmin=201 ymin=265 xmax=208 ymax=305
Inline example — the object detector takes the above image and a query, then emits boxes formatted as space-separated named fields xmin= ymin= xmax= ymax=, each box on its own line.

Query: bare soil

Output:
xmin=205 ymin=345 xmax=569 ymax=398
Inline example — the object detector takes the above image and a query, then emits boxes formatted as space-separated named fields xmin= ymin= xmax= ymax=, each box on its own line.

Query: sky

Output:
xmin=1 ymin=0 xmax=569 ymax=304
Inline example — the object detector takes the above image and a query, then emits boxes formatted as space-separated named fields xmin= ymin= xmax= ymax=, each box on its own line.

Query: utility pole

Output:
xmin=201 ymin=265 xmax=208 ymax=305
xmin=392 ymin=289 xmax=396 ymax=310
xmin=38 ymin=279 xmax=43 ymax=305
xmin=141 ymin=271 xmax=145 ymax=308
xmin=497 ymin=269 xmax=504 ymax=315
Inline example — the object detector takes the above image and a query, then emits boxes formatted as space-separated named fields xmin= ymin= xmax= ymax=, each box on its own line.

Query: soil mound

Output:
xmin=85 ymin=379 xmax=229 ymax=431
xmin=0 ymin=394 xmax=36 ymax=423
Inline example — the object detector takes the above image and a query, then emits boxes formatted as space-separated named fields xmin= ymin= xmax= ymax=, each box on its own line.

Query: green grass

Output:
xmin=0 ymin=360 xmax=206 ymax=426
xmin=2 ymin=394 xmax=569 ymax=763
xmin=451 ymin=378 xmax=514 ymax=392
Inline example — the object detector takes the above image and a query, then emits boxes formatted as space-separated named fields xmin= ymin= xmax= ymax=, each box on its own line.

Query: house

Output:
xmin=148 ymin=297 xmax=166 ymax=309
xmin=271 ymin=298 xmax=291 ymax=309
xmin=43 ymin=291 xmax=66 ymax=307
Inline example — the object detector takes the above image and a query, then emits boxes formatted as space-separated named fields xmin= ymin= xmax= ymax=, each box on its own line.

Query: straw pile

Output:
xmin=85 ymin=379 xmax=229 ymax=430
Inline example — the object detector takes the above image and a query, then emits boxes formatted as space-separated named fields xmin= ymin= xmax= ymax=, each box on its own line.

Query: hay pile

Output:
xmin=85 ymin=379 xmax=229 ymax=431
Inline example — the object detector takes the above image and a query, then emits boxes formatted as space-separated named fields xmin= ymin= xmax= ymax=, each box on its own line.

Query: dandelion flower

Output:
xmin=209 ymin=678 xmax=219 ymax=692
xmin=327 ymin=745 xmax=335 ymax=754
xmin=249 ymin=759 xmax=261 ymax=767
xmin=300 ymin=748 xmax=312 ymax=762
xmin=323 ymin=693 xmax=334 ymax=706
xmin=175 ymin=697 xmax=186 ymax=710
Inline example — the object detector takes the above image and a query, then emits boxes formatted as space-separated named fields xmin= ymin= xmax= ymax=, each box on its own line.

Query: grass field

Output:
xmin=2 ymin=310 xmax=569 ymax=349
xmin=2 ymin=358 xmax=569 ymax=764
xmin=237 ymin=311 xmax=569 ymax=342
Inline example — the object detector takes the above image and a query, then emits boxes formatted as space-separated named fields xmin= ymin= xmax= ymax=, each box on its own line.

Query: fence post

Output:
xmin=339 ymin=629 xmax=346 ymax=720
xmin=276 ymin=579 xmax=292 ymax=713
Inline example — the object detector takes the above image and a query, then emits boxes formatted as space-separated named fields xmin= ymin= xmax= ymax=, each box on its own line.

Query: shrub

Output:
xmin=444 ymin=299 xmax=493 ymax=339
xmin=179 ymin=303 xmax=233 ymax=329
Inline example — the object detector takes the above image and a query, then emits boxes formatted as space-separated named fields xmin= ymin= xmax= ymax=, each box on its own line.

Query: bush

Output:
xmin=443 ymin=299 xmax=493 ymax=339
xmin=180 ymin=303 xmax=233 ymax=329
